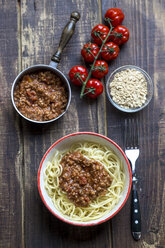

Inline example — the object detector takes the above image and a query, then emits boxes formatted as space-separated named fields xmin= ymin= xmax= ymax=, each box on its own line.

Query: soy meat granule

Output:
xmin=109 ymin=69 xmax=148 ymax=109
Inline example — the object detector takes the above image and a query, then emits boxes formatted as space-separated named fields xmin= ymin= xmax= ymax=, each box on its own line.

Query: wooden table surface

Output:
xmin=0 ymin=0 xmax=165 ymax=247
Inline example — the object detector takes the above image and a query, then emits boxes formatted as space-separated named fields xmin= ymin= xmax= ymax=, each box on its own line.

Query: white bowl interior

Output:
xmin=39 ymin=133 xmax=131 ymax=226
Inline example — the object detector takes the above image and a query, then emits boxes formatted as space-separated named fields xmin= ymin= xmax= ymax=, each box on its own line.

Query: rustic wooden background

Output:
xmin=0 ymin=0 xmax=164 ymax=247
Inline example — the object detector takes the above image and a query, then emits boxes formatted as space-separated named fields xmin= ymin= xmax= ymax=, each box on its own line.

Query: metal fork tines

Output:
xmin=125 ymin=118 xmax=139 ymax=177
xmin=125 ymin=118 xmax=141 ymax=241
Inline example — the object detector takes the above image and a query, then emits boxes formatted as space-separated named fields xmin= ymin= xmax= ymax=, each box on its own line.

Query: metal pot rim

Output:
xmin=11 ymin=64 xmax=71 ymax=124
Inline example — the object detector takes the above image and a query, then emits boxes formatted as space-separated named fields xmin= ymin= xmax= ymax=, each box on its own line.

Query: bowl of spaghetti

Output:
xmin=38 ymin=132 xmax=132 ymax=226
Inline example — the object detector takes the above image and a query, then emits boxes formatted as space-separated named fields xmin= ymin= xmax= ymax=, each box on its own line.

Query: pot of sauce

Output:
xmin=11 ymin=11 xmax=80 ymax=124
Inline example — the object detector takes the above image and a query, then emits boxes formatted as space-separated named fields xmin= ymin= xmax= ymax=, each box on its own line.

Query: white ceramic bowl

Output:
xmin=38 ymin=132 xmax=132 ymax=226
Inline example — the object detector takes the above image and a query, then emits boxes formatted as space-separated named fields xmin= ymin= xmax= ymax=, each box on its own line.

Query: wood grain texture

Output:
xmin=0 ymin=0 xmax=164 ymax=247
xmin=20 ymin=0 xmax=109 ymax=248
xmin=0 ymin=0 xmax=24 ymax=247
xmin=102 ymin=0 xmax=165 ymax=247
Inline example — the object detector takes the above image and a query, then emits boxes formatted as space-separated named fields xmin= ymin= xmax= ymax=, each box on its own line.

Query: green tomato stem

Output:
xmin=76 ymin=74 xmax=86 ymax=85
xmin=80 ymin=22 xmax=113 ymax=98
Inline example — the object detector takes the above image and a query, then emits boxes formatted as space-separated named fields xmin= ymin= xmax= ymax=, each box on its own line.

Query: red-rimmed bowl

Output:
xmin=38 ymin=132 xmax=132 ymax=226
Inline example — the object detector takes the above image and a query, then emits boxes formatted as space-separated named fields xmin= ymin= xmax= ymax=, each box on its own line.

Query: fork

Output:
xmin=125 ymin=118 xmax=141 ymax=241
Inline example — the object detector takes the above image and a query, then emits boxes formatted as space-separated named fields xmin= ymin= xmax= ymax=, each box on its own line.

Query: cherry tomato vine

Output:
xmin=69 ymin=8 xmax=130 ymax=99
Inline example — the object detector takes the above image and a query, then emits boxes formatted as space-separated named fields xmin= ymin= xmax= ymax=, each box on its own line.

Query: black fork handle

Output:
xmin=131 ymin=184 xmax=141 ymax=240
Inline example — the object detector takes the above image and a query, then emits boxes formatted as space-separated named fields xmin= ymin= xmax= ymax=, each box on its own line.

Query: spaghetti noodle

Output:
xmin=44 ymin=142 xmax=125 ymax=222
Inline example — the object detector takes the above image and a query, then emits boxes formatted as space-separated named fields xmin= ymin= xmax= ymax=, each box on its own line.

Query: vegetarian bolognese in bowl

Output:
xmin=38 ymin=132 xmax=132 ymax=226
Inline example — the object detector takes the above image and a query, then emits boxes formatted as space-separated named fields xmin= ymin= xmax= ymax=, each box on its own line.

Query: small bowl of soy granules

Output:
xmin=106 ymin=65 xmax=153 ymax=113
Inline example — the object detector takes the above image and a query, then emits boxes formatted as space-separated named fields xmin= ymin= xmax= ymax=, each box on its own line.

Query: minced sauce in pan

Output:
xmin=14 ymin=71 xmax=68 ymax=121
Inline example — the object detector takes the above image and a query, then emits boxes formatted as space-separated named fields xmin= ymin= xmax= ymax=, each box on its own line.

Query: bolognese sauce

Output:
xmin=14 ymin=71 xmax=68 ymax=121
xmin=59 ymin=151 xmax=112 ymax=207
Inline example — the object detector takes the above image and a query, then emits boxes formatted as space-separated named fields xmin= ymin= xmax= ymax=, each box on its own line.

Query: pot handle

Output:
xmin=50 ymin=11 xmax=80 ymax=68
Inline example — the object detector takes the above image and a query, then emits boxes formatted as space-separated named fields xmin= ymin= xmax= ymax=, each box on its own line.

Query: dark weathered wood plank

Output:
xmin=0 ymin=1 xmax=24 ymax=247
xmin=1 ymin=0 xmax=164 ymax=247
xmin=20 ymin=0 xmax=110 ymax=247
xmin=102 ymin=0 xmax=165 ymax=247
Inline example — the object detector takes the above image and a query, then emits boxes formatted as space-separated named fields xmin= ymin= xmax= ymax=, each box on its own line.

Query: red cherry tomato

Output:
xmin=69 ymin=66 xmax=88 ymax=86
xmin=91 ymin=24 xmax=110 ymax=45
xmin=81 ymin=43 xmax=100 ymax=63
xmin=92 ymin=60 xmax=109 ymax=79
xmin=85 ymin=79 xmax=103 ymax=99
xmin=101 ymin=42 xmax=119 ymax=61
xmin=110 ymin=25 xmax=129 ymax=45
xmin=105 ymin=8 xmax=124 ymax=27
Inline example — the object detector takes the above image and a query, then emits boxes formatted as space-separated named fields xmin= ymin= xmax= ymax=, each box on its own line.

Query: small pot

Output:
xmin=11 ymin=11 xmax=80 ymax=124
